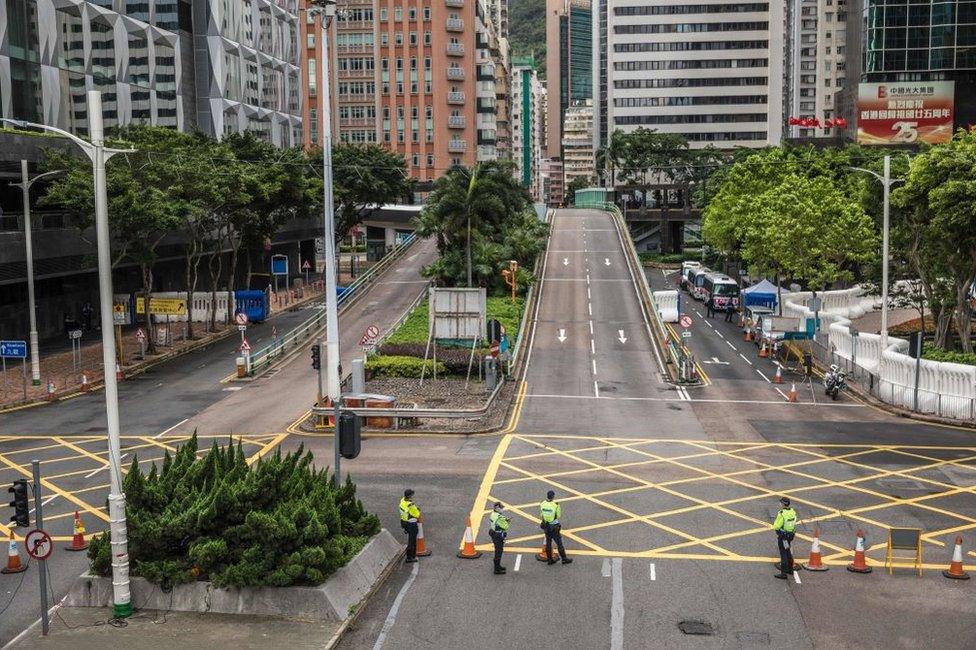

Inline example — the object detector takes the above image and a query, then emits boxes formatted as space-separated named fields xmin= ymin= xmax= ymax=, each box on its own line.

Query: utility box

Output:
xmin=351 ymin=358 xmax=365 ymax=393
xmin=338 ymin=411 xmax=361 ymax=459
xmin=484 ymin=356 xmax=498 ymax=392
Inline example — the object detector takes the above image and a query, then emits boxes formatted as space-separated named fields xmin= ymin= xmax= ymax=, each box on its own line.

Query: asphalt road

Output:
xmin=0 ymin=237 xmax=437 ymax=646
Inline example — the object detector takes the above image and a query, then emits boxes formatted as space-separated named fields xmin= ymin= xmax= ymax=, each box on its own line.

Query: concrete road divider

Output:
xmin=847 ymin=529 xmax=872 ymax=574
xmin=943 ymin=536 xmax=970 ymax=580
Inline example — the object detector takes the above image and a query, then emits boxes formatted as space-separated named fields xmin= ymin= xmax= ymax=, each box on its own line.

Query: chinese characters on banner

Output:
xmin=857 ymin=81 xmax=955 ymax=145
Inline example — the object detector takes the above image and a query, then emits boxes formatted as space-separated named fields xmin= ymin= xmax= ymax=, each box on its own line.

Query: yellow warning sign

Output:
xmin=135 ymin=297 xmax=187 ymax=316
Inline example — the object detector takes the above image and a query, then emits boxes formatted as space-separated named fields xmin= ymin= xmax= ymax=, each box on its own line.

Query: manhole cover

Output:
xmin=678 ymin=620 xmax=714 ymax=636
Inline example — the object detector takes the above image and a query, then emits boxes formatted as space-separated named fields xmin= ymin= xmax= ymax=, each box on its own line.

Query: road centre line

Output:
xmin=522 ymin=393 xmax=864 ymax=406
xmin=694 ymin=310 xmax=702 ymax=318
xmin=650 ymin=562 xmax=656 ymax=581
xmin=592 ymin=358 xmax=597 ymax=375
xmin=589 ymin=321 xmax=594 ymax=335
xmin=588 ymin=302 xmax=593 ymax=316
xmin=610 ymin=558 xmax=624 ymax=650
xmin=372 ymin=561 xmax=419 ymax=650
xmin=756 ymin=369 xmax=771 ymax=383
xmin=587 ymin=287 xmax=591 ymax=300
xmin=591 ymin=340 xmax=596 ymax=355
xmin=514 ymin=554 xmax=522 ymax=572
xmin=739 ymin=353 xmax=753 ymax=365
xmin=705 ymin=321 xmax=714 ymax=329
xmin=545 ymin=278 xmax=630 ymax=282
xmin=155 ymin=418 xmax=189 ymax=439
xmin=594 ymin=380 xmax=600 ymax=398
xmin=716 ymin=331 xmax=724 ymax=340
xmin=793 ymin=570 xmax=802 ymax=584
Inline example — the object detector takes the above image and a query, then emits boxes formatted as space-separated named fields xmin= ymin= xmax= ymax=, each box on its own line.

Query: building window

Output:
xmin=424 ymin=31 xmax=432 ymax=45
xmin=412 ymin=130 xmax=419 ymax=142
xmin=426 ymin=129 xmax=433 ymax=142
xmin=423 ymin=7 xmax=431 ymax=21
xmin=396 ymin=32 xmax=403 ymax=45
xmin=410 ymin=31 xmax=417 ymax=45
xmin=425 ymin=81 xmax=432 ymax=93
xmin=427 ymin=153 xmax=434 ymax=167
xmin=308 ymin=58 xmax=316 ymax=92
xmin=395 ymin=6 xmax=402 ymax=20
xmin=409 ymin=7 xmax=417 ymax=21
xmin=380 ymin=7 xmax=387 ymax=20
xmin=381 ymin=33 xmax=389 ymax=45
xmin=398 ymin=130 xmax=405 ymax=142
xmin=307 ymin=34 xmax=315 ymax=48
xmin=412 ymin=153 xmax=420 ymax=166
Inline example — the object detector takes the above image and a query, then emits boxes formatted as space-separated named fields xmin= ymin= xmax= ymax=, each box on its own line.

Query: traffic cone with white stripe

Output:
xmin=415 ymin=516 xmax=431 ymax=557
xmin=847 ymin=529 xmax=872 ymax=573
xmin=942 ymin=536 xmax=970 ymax=580
xmin=788 ymin=383 xmax=798 ymax=402
xmin=803 ymin=527 xmax=828 ymax=571
xmin=81 ymin=373 xmax=90 ymax=392
xmin=66 ymin=511 xmax=89 ymax=552
xmin=759 ymin=341 xmax=769 ymax=358
xmin=1 ymin=531 xmax=26 ymax=574
xmin=457 ymin=517 xmax=483 ymax=559
xmin=773 ymin=365 xmax=783 ymax=384
xmin=115 ymin=363 xmax=123 ymax=381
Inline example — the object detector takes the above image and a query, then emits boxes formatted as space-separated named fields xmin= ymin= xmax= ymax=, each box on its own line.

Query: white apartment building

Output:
xmin=562 ymin=99 xmax=594 ymax=184
xmin=511 ymin=58 xmax=545 ymax=200
xmin=787 ymin=0 xmax=848 ymax=137
xmin=594 ymin=0 xmax=784 ymax=150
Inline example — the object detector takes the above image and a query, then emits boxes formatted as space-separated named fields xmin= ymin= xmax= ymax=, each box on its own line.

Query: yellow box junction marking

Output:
xmin=465 ymin=433 xmax=976 ymax=569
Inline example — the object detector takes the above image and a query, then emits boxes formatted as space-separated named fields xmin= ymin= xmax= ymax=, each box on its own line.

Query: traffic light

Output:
xmin=8 ymin=479 xmax=29 ymax=528
xmin=338 ymin=411 xmax=361 ymax=459
xmin=311 ymin=344 xmax=321 ymax=370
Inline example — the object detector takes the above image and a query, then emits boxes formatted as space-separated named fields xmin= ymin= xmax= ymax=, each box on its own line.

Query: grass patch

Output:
xmin=385 ymin=296 xmax=526 ymax=345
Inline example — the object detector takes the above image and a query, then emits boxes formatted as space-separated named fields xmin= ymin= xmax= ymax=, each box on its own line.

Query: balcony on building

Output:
xmin=446 ymin=0 xmax=464 ymax=7
xmin=447 ymin=67 xmax=465 ymax=80
xmin=447 ymin=42 xmax=465 ymax=56
xmin=447 ymin=91 xmax=466 ymax=104
xmin=448 ymin=139 xmax=467 ymax=152
xmin=447 ymin=17 xmax=464 ymax=31
xmin=448 ymin=115 xmax=466 ymax=128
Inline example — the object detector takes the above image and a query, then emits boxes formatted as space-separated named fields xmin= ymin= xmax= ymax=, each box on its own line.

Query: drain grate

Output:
xmin=678 ymin=620 xmax=714 ymax=636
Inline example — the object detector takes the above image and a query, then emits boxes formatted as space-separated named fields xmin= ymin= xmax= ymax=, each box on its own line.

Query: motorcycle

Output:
xmin=823 ymin=364 xmax=848 ymax=400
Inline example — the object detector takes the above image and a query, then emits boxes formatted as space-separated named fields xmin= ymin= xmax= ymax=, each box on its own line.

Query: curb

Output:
xmin=325 ymin=546 xmax=406 ymax=650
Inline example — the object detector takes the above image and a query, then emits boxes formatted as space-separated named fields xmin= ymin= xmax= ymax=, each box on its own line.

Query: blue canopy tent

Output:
xmin=742 ymin=279 xmax=779 ymax=309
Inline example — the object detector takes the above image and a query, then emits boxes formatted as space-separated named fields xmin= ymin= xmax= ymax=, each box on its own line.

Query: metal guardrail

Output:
xmin=603 ymin=203 xmax=699 ymax=384
xmin=245 ymin=234 xmax=419 ymax=376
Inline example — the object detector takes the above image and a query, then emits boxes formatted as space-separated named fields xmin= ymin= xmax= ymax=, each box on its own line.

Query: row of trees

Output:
xmin=415 ymin=160 xmax=547 ymax=293
xmin=39 ymin=126 xmax=411 ymax=347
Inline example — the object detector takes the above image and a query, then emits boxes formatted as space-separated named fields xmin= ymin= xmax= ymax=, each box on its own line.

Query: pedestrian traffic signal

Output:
xmin=8 ymin=479 xmax=29 ymax=528
xmin=311 ymin=344 xmax=321 ymax=370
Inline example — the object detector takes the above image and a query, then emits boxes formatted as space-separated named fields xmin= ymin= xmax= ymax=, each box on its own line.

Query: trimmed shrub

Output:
xmin=922 ymin=348 xmax=976 ymax=367
xmin=365 ymin=355 xmax=445 ymax=378
xmin=87 ymin=434 xmax=379 ymax=589
xmin=378 ymin=343 xmax=482 ymax=375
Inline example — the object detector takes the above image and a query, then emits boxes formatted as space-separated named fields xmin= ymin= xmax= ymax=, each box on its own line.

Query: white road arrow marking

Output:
xmin=604 ymin=258 xmax=611 ymax=266
xmin=557 ymin=328 xmax=567 ymax=343
xmin=563 ymin=257 xmax=569 ymax=266
xmin=617 ymin=330 xmax=628 ymax=344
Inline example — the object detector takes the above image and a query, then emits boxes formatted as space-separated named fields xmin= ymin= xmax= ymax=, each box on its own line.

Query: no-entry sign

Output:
xmin=680 ymin=315 xmax=693 ymax=329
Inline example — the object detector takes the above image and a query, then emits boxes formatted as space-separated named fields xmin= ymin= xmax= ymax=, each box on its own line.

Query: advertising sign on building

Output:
xmin=857 ymin=81 xmax=955 ymax=145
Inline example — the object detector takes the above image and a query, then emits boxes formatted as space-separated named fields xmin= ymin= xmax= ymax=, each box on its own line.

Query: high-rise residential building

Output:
xmin=475 ymin=11 xmax=500 ymax=161
xmin=545 ymin=0 xmax=592 ymax=157
xmin=785 ymin=0 xmax=848 ymax=139
xmin=541 ymin=156 xmax=564 ymax=206
xmin=1 ymin=0 xmax=303 ymax=147
xmin=594 ymin=0 xmax=785 ymax=150
xmin=511 ymin=56 xmax=545 ymax=200
xmin=838 ymin=0 xmax=976 ymax=139
xmin=561 ymin=99 xmax=594 ymax=185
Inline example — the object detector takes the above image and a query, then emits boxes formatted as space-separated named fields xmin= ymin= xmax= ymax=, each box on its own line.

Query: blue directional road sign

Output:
xmin=271 ymin=254 xmax=289 ymax=276
xmin=0 ymin=340 xmax=28 ymax=358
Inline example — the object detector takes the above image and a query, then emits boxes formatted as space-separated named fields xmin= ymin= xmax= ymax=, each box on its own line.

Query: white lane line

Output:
xmin=694 ymin=310 xmax=703 ymax=318
xmin=514 ymin=554 xmax=522 ymax=572
xmin=739 ymin=353 xmax=753 ymax=365
xmin=726 ymin=340 xmax=736 ymax=350
xmin=793 ymin=570 xmax=802 ymax=584
xmin=610 ymin=558 xmax=624 ymax=650
xmin=155 ymin=417 xmax=189 ymax=439
xmin=594 ymin=380 xmax=600 ymax=398
xmin=705 ymin=321 xmax=714 ymax=329
xmin=592 ymin=358 xmax=597 ymax=375
xmin=591 ymin=339 xmax=596 ymax=355
xmin=29 ymin=494 xmax=58 ymax=515
xmin=588 ymin=302 xmax=593 ymax=316
xmin=602 ymin=558 xmax=611 ymax=577
xmin=86 ymin=452 xmax=129 ymax=479
xmin=589 ymin=321 xmax=594 ymax=335
xmin=650 ymin=562 xmax=656 ymax=581
xmin=756 ymin=369 xmax=771 ymax=383
xmin=775 ymin=387 xmax=789 ymax=401
xmin=372 ymin=561 xmax=419 ymax=650
xmin=716 ymin=331 xmax=725 ymax=340
xmin=222 ymin=386 xmax=243 ymax=392
xmin=587 ymin=287 xmax=592 ymax=300
xmin=523 ymin=393 xmax=864 ymax=407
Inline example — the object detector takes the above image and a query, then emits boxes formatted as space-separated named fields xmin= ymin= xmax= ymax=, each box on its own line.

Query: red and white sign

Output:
xmin=490 ymin=340 xmax=500 ymax=358
xmin=235 ymin=312 xmax=249 ymax=326
xmin=857 ymin=81 xmax=954 ymax=145
xmin=135 ymin=328 xmax=146 ymax=342
xmin=240 ymin=339 xmax=251 ymax=354
xmin=302 ymin=260 xmax=311 ymax=271
xmin=680 ymin=315 xmax=693 ymax=329
xmin=360 ymin=324 xmax=379 ymax=347
xmin=25 ymin=529 xmax=53 ymax=560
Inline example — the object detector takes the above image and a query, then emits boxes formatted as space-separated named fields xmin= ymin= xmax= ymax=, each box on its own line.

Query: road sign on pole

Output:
xmin=0 ymin=340 xmax=28 ymax=358
xmin=679 ymin=315 xmax=693 ymax=329
xmin=240 ymin=339 xmax=251 ymax=354
xmin=24 ymin=529 xmax=53 ymax=561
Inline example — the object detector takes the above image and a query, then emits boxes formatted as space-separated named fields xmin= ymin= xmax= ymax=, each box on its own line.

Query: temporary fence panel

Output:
xmin=234 ymin=290 xmax=269 ymax=323
xmin=653 ymin=290 xmax=679 ymax=323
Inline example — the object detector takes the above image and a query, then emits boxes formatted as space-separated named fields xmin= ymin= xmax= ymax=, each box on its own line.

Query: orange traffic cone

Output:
xmin=66 ymin=511 xmax=89 ymax=552
xmin=788 ymin=383 xmax=798 ymax=402
xmin=773 ymin=365 xmax=783 ymax=384
xmin=115 ymin=363 xmax=123 ymax=381
xmin=2 ymin=531 xmax=26 ymax=574
xmin=759 ymin=342 xmax=769 ymax=358
xmin=415 ymin=516 xmax=431 ymax=557
xmin=745 ymin=329 xmax=753 ymax=342
xmin=943 ymin=536 xmax=970 ymax=580
xmin=81 ymin=374 xmax=90 ymax=392
xmin=457 ymin=517 xmax=483 ymax=559
xmin=804 ymin=527 xmax=829 ymax=571
xmin=847 ymin=529 xmax=872 ymax=573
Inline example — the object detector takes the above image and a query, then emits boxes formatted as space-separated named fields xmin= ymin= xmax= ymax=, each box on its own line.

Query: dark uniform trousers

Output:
xmin=545 ymin=523 xmax=567 ymax=561
xmin=490 ymin=530 xmax=505 ymax=569
xmin=401 ymin=521 xmax=418 ymax=559
xmin=777 ymin=531 xmax=795 ymax=574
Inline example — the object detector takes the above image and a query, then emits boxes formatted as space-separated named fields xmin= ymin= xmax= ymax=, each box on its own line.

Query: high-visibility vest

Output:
xmin=773 ymin=507 xmax=797 ymax=533
xmin=399 ymin=498 xmax=420 ymax=522
xmin=540 ymin=500 xmax=561 ymax=524
xmin=489 ymin=511 xmax=510 ymax=532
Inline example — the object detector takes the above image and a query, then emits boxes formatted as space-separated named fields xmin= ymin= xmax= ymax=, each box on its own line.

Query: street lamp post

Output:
xmin=1 ymin=91 xmax=136 ymax=618
xmin=10 ymin=162 xmax=64 ymax=386
xmin=308 ymin=0 xmax=343 ymax=486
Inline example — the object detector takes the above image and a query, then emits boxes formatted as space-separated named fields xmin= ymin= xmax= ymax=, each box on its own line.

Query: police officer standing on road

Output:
xmin=772 ymin=496 xmax=798 ymax=579
xmin=540 ymin=490 xmax=573 ymax=565
xmin=399 ymin=489 xmax=421 ymax=564
xmin=488 ymin=502 xmax=510 ymax=575
xmin=724 ymin=303 xmax=736 ymax=323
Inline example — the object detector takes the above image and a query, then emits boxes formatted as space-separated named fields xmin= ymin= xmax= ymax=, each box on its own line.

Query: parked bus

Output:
xmin=702 ymin=273 xmax=740 ymax=309
xmin=691 ymin=268 xmax=710 ymax=300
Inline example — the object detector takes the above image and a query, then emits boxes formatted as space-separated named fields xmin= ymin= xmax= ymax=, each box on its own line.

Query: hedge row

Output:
xmin=365 ymin=355 xmax=446 ymax=378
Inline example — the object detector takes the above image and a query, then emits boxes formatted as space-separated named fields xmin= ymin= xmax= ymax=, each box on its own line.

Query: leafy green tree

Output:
xmin=566 ymin=175 xmax=594 ymax=206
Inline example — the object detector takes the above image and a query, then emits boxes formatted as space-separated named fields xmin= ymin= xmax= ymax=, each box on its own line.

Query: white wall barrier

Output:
xmin=117 ymin=291 xmax=236 ymax=324
xmin=654 ymin=290 xmax=679 ymax=323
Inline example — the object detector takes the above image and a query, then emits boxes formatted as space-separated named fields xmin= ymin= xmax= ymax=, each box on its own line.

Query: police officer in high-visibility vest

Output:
xmin=540 ymin=490 xmax=573 ymax=565
xmin=488 ymin=502 xmax=510 ymax=575
xmin=399 ymin=489 xmax=421 ymax=564
xmin=772 ymin=496 xmax=798 ymax=579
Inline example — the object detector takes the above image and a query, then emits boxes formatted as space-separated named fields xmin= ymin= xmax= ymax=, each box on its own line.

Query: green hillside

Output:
xmin=508 ymin=0 xmax=546 ymax=77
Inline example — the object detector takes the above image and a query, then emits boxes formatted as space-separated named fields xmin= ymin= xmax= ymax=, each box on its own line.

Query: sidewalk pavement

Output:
xmin=5 ymin=607 xmax=339 ymax=650
xmin=0 ymin=281 xmax=335 ymax=409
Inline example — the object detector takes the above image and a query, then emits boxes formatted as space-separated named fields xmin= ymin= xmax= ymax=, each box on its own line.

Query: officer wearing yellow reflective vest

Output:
xmin=540 ymin=490 xmax=573 ymax=565
xmin=399 ymin=489 xmax=421 ymax=564
xmin=488 ymin=502 xmax=510 ymax=575
xmin=772 ymin=496 xmax=798 ymax=579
